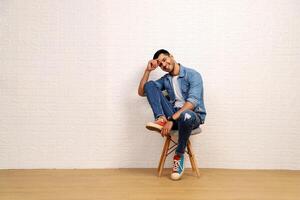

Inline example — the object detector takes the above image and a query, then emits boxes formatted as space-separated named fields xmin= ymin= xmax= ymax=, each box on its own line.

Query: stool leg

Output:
xmin=158 ymin=136 xmax=171 ymax=177
xmin=187 ymin=140 xmax=200 ymax=177
xmin=158 ymin=136 xmax=169 ymax=173
xmin=187 ymin=140 xmax=196 ymax=172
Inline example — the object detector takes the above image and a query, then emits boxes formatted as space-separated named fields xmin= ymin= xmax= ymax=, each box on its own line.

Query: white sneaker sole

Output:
xmin=171 ymin=168 xmax=185 ymax=180
xmin=145 ymin=122 xmax=163 ymax=132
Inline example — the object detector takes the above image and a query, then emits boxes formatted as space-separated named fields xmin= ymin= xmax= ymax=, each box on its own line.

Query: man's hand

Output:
xmin=138 ymin=59 xmax=159 ymax=96
xmin=160 ymin=121 xmax=173 ymax=137
xmin=146 ymin=59 xmax=159 ymax=72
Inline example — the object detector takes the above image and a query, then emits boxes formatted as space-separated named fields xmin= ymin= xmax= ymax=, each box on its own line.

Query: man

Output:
xmin=138 ymin=49 xmax=206 ymax=180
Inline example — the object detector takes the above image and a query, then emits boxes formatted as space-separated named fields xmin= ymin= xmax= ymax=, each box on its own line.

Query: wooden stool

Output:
xmin=157 ymin=127 xmax=202 ymax=177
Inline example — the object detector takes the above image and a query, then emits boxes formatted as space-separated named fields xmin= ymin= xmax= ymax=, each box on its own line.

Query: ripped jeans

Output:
xmin=144 ymin=81 xmax=202 ymax=155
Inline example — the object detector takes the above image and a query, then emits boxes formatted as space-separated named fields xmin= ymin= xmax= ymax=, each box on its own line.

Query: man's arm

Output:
xmin=172 ymin=102 xmax=194 ymax=120
xmin=138 ymin=60 xmax=158 ymax=97
xmin=138 ymin=70 xmax=151 ymax=97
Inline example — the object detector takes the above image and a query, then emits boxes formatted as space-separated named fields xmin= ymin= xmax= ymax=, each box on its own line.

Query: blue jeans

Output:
xmin=144 ymin=81 xmax=201 ymax=155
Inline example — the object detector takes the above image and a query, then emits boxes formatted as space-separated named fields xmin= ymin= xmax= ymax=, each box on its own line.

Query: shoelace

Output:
xmin=173 ymin=159 xmax=182 ymax=172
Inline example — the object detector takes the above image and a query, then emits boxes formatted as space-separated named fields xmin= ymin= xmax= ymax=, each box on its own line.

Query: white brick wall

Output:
xmin=1 ymin=0 xmax=300 ymax=169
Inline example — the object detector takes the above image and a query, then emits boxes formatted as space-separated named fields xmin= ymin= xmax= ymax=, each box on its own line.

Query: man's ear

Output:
xmin=170 ymin=54 xmax=174 ymax=58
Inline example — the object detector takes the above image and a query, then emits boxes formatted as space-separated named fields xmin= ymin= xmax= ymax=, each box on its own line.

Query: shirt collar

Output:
xmin=166 ymin=64 xmax=185 ymax=82
xmin=178 ymin=63 xmax=185 ymax=78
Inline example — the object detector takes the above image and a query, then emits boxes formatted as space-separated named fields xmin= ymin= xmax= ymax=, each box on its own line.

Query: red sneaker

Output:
xmin=146 ymin=118 xmax=167 ymax=132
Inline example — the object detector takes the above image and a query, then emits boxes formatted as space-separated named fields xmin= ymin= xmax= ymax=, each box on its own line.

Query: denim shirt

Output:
xmin=154 ymin=64 xmax=207 ymax=123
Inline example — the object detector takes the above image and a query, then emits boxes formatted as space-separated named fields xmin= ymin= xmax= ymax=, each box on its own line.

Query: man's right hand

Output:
xmin=138 ymin=59 xmax=158 ymax=96
xmin=146 ymin=59 xmax=158 ymax=72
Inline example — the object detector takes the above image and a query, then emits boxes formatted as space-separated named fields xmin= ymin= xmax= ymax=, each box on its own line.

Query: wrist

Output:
xmin=167 ymin=116 xmax=176 ymax=122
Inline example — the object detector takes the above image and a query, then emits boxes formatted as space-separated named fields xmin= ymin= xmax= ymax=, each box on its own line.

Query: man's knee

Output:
xmin=178 ymin=110 xmax=196 ymax=126
xmin=144 ymin=81 xmax=156 ymax=91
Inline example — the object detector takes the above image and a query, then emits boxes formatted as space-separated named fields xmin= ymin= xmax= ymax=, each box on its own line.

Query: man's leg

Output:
xmin=171 ymin=110 xmax=201 ymax=180
xmin=176 ymin=110 xmax=201 ymax=155
xmin=144 ymin=81 xmax=175 ymax=119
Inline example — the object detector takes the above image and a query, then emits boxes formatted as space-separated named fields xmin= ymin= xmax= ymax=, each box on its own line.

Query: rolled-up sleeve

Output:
xmin=186 ymin=72 xmax=202 ymax=108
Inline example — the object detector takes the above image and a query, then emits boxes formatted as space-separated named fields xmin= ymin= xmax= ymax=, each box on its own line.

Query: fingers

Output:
xmin=161 ymin=127 xmax=170 ymax=137
xmin=150 ymin=60 xmax=158 ymax=68
xmin=165 ymin=128 xmax=170 ymax=136
xmin=160 ymin=129 xmax=165 ymax=137
xmin=160 ymin=129 xmax=164 ymax=137
xmin=160 ymin=130 xmax=164 ymax=137
xmin=147 ymin=60 xmax=158 ymax=71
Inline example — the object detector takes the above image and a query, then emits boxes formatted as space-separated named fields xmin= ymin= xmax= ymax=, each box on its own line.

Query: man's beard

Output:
xmin=169 ymin=63 xmax=175 ymax=74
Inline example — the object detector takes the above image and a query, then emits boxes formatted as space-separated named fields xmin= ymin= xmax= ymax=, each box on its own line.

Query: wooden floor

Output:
xmin=1 ymin=168 xmax=300 ymax=200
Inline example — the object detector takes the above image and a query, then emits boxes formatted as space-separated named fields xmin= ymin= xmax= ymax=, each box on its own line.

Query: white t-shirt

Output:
xmin=172 ymin=75 xmax=185 ymax=108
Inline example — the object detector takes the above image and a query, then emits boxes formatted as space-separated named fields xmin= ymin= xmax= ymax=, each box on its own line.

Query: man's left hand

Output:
xmin=161 ymin=121 xmax=173 ymax=137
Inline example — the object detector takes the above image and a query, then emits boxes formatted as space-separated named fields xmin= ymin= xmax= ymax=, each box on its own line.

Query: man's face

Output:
xmin=157 ymin=54 xmax=175 ymax=73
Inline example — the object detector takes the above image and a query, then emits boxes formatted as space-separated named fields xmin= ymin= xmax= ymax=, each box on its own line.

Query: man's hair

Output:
xmin=153 ymin=49 xmax=170 ymax=60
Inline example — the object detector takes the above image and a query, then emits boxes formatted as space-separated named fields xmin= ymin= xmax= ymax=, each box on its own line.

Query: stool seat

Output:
xmin=170 ymin=127 xmax=202 ymax=136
